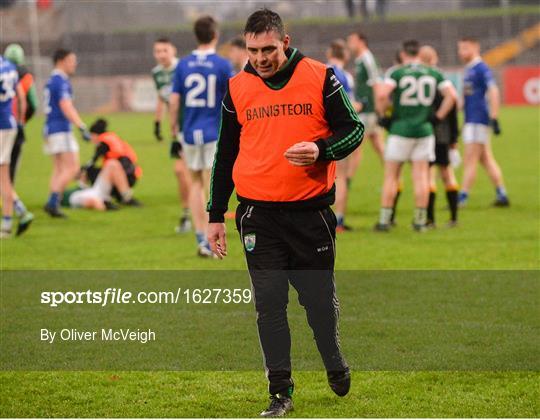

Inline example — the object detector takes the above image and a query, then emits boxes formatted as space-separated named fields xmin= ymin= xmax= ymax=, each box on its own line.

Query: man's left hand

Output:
xmin=284 ymin=141 xmax=319 ymax=166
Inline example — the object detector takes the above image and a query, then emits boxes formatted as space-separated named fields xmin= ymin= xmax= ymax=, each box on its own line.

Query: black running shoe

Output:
xmin=328 ymin=369 xmax=351 ymax=397
xmin=373 ymin=222 xmax=390 ymax=232
xmin=104 ymin=201 xmax=119 ymax=211
xmin=44 ymin=204 xmax=67 ymax=218
xmin=123 ymin=198 xmax=142 ymax=207
xmin=412 ymin=223 xmax=427 ymax=232
xmin=493 ymin=196 xmax=510 ymax=207
xmin=260 ymin=395 xmax=293 ymax=418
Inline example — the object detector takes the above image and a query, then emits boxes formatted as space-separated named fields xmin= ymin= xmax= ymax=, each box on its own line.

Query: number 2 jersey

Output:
xmin=384 ymin=62 xmax=451 ymax=138
xmin=0 ymin=56 xmax=18 ymax=130
xmin=172 ymin=49 xmax=233 ymax=145
xmin=44 ymin=69 xmax=73 ymax=135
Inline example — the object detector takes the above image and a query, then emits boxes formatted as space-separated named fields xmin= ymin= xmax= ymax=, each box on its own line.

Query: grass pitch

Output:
xmin=0 ymin=107 xmax=538 ymax=417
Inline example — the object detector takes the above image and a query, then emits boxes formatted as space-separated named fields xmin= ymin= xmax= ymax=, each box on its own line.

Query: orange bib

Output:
xmin=229 ymin=58 xmax=335 ymax=202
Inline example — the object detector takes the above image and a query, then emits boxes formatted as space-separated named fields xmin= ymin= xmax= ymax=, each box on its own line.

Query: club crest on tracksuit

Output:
xmin=244 ymin=233 xmax=256 ymax=252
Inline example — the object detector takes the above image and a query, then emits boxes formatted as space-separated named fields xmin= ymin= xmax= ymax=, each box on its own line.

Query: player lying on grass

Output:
xmin=61 ymin=159 xmax=139 ymax=211
xmin=82 ymin=118 xmax=142 ymax=207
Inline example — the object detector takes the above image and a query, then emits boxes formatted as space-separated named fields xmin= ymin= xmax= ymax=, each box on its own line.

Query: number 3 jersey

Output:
xmin=172 ymin=49 xmax=233 ymax=145
xmin=0 ymin=56 xmax=18 ymax=130
xmin=44 ymin=69 xmax=73 ymax=135
xmin=384 ymin=62 xmax=451 ymax=138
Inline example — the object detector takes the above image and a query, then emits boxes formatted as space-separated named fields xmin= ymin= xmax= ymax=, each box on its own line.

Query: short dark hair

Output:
xmin=402 ymin=39 xmax=420 ymax=57
xmin=154 ymin=37 xmax=172 ymax=45
xmin=244 ymin=8 xmax=285 ymax=39
xmin=329 ymin=39 xmax=347 ymax=61
xmin=89 ymin=118 xmax=108 ymax=135
xmin=459 ymin=37 xmax=479 ymax=44
xmin=230 ymin=35 xmax=246 ymax=49
xmin=53 ymin=48 xmax=73 ymax=64
xmin=349 ymin=31 xmax=368 ymax=46
xmin=194 ymin=15 xmax=218 ymax=44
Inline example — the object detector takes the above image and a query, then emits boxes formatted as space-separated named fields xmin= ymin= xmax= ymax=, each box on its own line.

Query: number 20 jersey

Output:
xmin=384 ymin=63 xmax=451 ymax=138
xmin=172 ymin=50 xmax=233 ymax=145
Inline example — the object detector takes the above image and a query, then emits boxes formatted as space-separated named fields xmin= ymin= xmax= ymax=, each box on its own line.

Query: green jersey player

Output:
xmin=375 ymin=40 xmax=456 ymax=232
xmin=152 ymin=37 xmax=192 ymax=233
xmin=347 ymin=31 xmax=384 ymax=163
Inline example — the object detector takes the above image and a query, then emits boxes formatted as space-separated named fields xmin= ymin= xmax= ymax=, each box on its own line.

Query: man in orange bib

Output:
xmin=207 ymin=9 xmax=364 ymax=417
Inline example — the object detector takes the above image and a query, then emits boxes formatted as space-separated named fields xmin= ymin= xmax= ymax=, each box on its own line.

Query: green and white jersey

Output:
xmin=354 ymin=50 xmax=380 ymax=113
xmin=151 ymin=58 xmax=178 ymax=104
xmin=384 ymin=62 xmax=451 ymax=138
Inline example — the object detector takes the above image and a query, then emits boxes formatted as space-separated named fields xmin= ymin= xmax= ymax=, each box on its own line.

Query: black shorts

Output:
xmin=431 ymin=142 xmax=449 ymax=167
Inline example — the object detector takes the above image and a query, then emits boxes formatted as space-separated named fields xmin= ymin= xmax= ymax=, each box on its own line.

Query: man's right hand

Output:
xmin=207 ymin=223 xmax=227 ymax=259
xmin=154 ymin=121 xmax=163 ymax=141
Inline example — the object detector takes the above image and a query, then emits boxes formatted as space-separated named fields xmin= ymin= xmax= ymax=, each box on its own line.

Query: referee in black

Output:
xmin=207 ymin=9 xmax=363 ymax=417
xmin=420 ymin=45 xmax=460 ymax=227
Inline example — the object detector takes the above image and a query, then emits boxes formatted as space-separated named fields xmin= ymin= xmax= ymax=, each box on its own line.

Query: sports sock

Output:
xmin=46 ymin=192 xmax=60 ymax=208
xmin=121 ymin=189 xmax=133 ymax=202
xmin=413 ymin=208 xmax=427 ymax=226
xmin=379 ymin=208 xmax=392 ymax=225
xmin=458 ymin=191 xmax=468 ymax=202
xmin=346 ymin=177 xmax=352 ymax=190
xmin=446 ymin=188 xmax=458 ymax=222
xmin=427 ymin=191 xmax=436 ymax=224
xmin=496 ymin=186 xmax=508 ymax=199
xmin=14 ymin=199 xmax=27 ymax=218
xmin=195 ymin=231 xmax=206 ymax=247
xmin=1 ymin=216 xmax=13 ymax=233
xmin=336 ymin=213 xmax=344 ymax=227
xmin=182 ymin=207 xmax=190 ymax=216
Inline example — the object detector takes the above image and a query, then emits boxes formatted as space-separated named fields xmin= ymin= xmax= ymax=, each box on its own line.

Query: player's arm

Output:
xmin=434 ymin=81 xmax=457 ymax=121
xmin=88 ymin=142 xmax=109 ymax=167
xmin=487 ymin=84 xmax=501 ymax=135
xmin=375 ymin=68 xmax=395 ymax=116
xmin=487 ymin=84 xmax=500 ymax=120
xmin=15 ymin=83 xmax=27 ymax=126
xmin=59 ymin=97 xmax=90 ymax=141
xmin=206 ymin=88 xmax=241 ymax=258
xmin=285 ymin=69 xmax=364 ymax=164
xmin=154 ymin=98 xmax=164 ymax=141
xmin=169 ymin=65 xmax=183 ymax=137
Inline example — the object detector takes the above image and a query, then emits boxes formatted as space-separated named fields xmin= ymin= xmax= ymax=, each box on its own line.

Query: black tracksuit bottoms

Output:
xmin=235 ymin=202 xmax=348 ymax=395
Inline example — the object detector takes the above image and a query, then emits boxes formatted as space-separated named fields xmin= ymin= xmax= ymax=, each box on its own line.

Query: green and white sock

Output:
xmin=379 ymin=208 xmax=393 ymax=225
xmin=1 ymin=216 xmax=13 ymax=233
xmin=414 ymin=208 xmax=427 ymax=226
xmin=121 ymin=189 xmax=133 ymax=202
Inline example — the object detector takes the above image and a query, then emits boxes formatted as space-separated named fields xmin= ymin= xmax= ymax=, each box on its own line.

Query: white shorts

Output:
xmin=0 ymin=128 xmax=17 ymax=165
xmin=44 ymin=131 xmax=79 ymax=155
xmin=182 ymin=140 xmax=217 ymax=171
xmin=69 ymin=174 xmax=111 ymax=208
xmin=462 ymin=123 xmax=490 ymax=144
xmin=358 ymin=112 xmax=380 ymax=134
xmin=385 ymin=134 xmax=435 ymax=163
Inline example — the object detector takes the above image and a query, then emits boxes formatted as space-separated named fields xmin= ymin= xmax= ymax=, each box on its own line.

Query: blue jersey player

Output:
xmin=0 ymin=56 xmax=30 ymax=237
xmin=326 ymin=39 xmax=361 ymax=233
xmin=458 ymin=38 xmax=509 ymax=207
xmin=43 ymin=49 xmax=91 ymax=218
xmin=169 ymin=16 xmax=233 ymax=258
